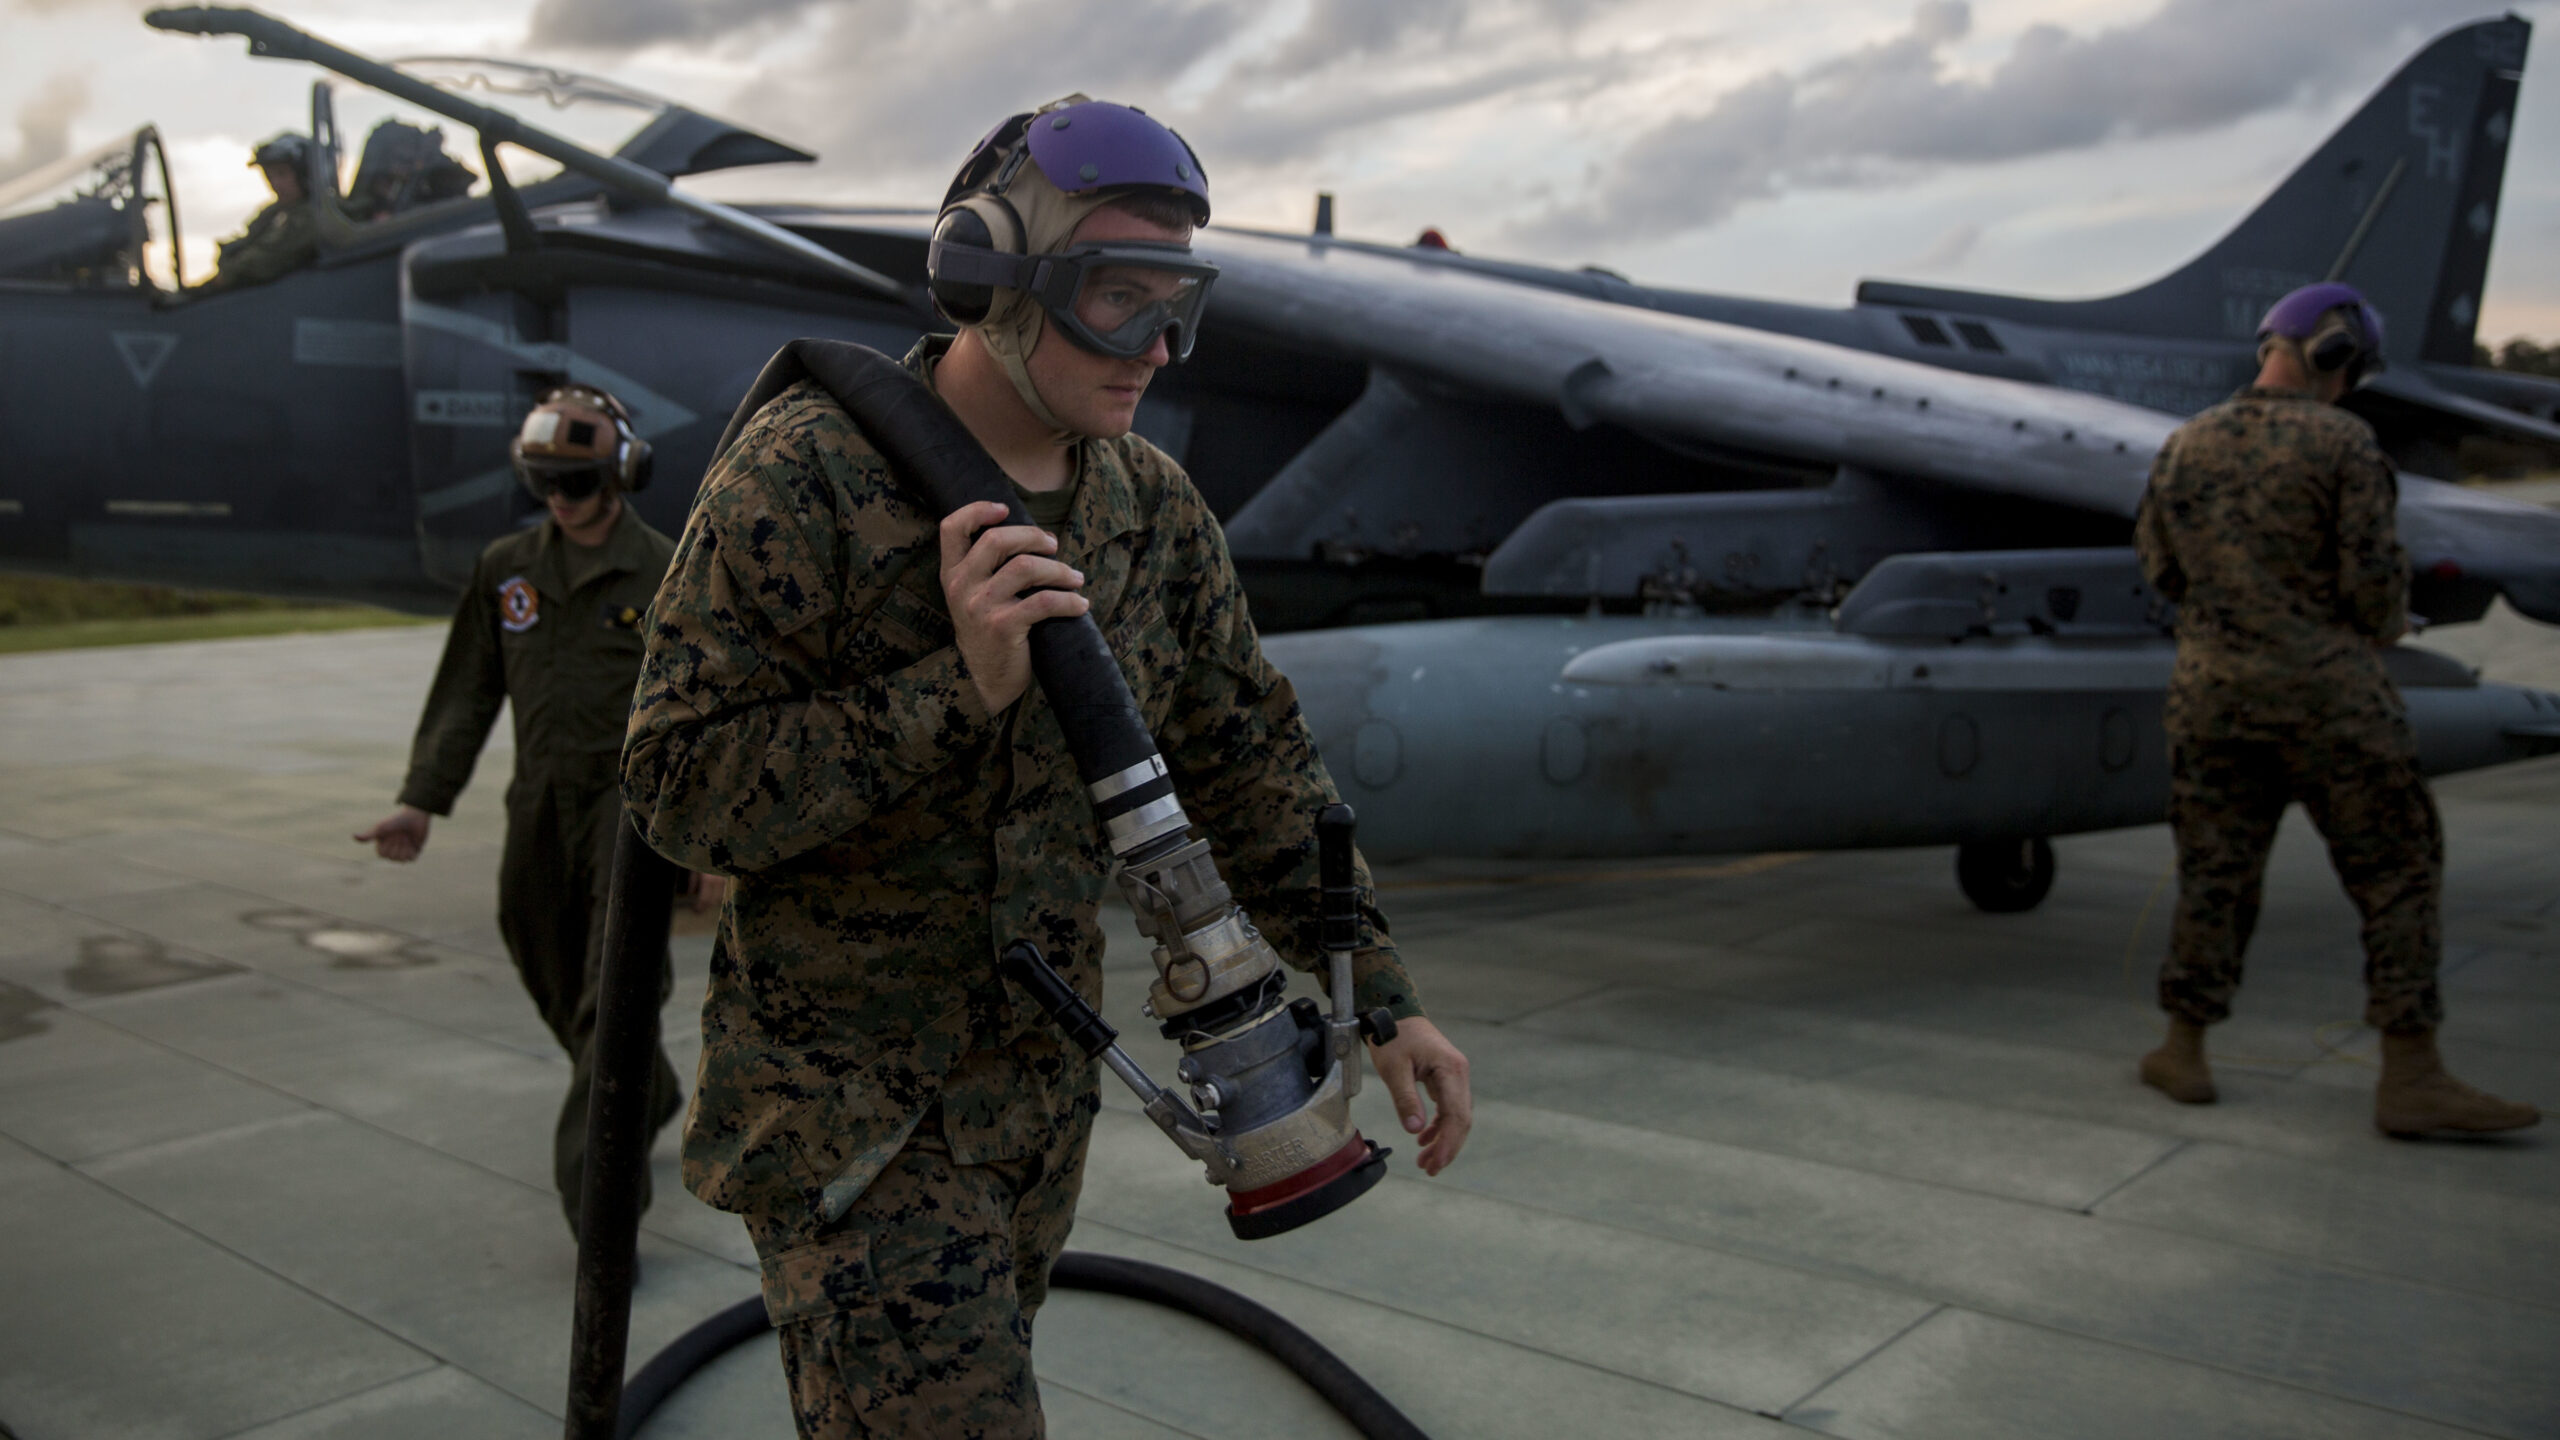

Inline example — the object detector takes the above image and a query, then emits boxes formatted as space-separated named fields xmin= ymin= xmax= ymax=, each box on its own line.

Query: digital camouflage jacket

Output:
xmin=2135 ymin=385 xmax=2411 ymax=746
xmin=622 ymin=349 xmax=1422 ymax=1224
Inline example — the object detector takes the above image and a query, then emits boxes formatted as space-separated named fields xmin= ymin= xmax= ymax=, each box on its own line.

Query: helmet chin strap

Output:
xmin=982 ymin=307 xmax=1080 ymax=440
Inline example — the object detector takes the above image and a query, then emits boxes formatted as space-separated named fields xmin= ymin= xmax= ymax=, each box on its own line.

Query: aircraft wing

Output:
xmin=1192 ymin=229 xmax=2560 ymax=624
xmin=2357 ymin=367 xmax=2560 ymax=452
xmin=1200 ymin=229 xmax=2169 ymax=520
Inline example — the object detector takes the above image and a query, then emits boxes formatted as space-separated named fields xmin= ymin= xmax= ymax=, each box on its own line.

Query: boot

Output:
xmin=2140 ymin=1019 xmax=2217 ymax=1104
xmin=2375 ymin=1029 xmax=2540 ymax=1137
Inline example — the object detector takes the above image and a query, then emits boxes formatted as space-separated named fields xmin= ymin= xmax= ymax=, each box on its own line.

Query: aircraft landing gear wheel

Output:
xmin=1957 ymin=838 xmax=2054 ymax=913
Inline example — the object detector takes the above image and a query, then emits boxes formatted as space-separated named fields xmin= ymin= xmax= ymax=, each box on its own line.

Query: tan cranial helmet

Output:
xmin=510 ymin=384 xmax=651 ymax=500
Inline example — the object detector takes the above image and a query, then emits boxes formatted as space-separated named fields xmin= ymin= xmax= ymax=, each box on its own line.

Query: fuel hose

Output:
xmin=710 ymin=339 xmax=1161 ymax=791
xmin=610 ymin=1255 xmax=1430 ymax=1440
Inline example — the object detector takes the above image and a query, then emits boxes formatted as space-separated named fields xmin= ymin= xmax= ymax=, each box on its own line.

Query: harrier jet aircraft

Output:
xmin=2 ymin=7 xmax=2555 ymax=909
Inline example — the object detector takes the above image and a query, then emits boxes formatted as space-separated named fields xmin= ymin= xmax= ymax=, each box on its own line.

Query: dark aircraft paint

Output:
xmin=5 ymin=9 xmax=2559 ymax=891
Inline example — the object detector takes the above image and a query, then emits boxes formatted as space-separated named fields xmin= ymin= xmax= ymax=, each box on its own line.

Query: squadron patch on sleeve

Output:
xmin=497 ymin=575 xmax=540 ymax=633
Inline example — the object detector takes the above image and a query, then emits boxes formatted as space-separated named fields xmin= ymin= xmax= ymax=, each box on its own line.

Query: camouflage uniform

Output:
xmin=623 ymin=338 xmax=1422 ymax=1439
xmin=2134 ymin=384 xmax=2442 ymax=1034
xmin=199 ymin=199 xmax=317 ymax=294
xmin=400 ymin=506 xmax=685 ymax=1228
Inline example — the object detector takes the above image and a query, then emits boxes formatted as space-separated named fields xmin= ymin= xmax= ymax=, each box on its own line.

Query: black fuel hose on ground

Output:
xmin=1050 ymin=1252 xmax=1430 ymax=1440
xmin=613 ymin=1297 xmax=767 ymax=1440
xmin=612 ymin=1253 xmax=1431 ymax=1440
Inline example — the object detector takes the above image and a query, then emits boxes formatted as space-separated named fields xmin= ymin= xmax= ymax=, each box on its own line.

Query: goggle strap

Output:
xmin=927 ymin=239 xmax=1045 ymax=292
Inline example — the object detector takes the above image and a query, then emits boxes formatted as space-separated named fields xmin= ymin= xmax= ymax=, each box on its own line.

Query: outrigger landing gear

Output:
xmin=1957 ymin=838 xmax=2054 ymax=913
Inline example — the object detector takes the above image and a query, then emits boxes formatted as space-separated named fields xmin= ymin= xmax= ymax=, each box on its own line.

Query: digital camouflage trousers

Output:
xmin=2163 ymin=733 xmax=2445 ymax=1034
xmin=745 ymin=1103 xmax=1093 ymax=1440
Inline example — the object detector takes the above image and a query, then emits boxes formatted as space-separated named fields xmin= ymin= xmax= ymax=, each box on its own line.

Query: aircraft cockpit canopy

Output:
xmin=0 ymin=129 xmax=181 ymax=291
xmin=372 ymin=57 xmax=814 ymax=187
xmin=0 ymin=53 xmax=812 ymax=298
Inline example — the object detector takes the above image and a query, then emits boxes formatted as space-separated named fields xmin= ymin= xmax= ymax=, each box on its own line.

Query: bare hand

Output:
xmin=1368 ymin=1016 xmax=1473 ymax=1176
xmin=937 ymin=501 xmax=1089 ymax=714
xmin=354 ymin=805 xmax=431 ymax=862
xmin=686 ymin=872 xmax=728 ymax=912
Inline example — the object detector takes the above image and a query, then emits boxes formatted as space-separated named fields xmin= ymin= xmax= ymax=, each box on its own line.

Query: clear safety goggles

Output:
xmin=929 ymin=239 xmax=1218 ymax=361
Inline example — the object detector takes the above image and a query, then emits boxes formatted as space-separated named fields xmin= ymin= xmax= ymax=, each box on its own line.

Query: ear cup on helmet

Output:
xmin=623 ymin=436 xmax=652 ymax=493
xmin=929 ymin=207 xmax=1000 ymax=325
xmin=2300 ymin=308 xmax=2375 ymax=385
xmin=927 ymin=196 xmax=1027 ymax=327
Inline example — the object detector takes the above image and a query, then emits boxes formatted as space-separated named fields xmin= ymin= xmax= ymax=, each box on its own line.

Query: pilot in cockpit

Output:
xmin=344 ymin=120 xmax=478 ymax=223
xmin=195 ymin=132 xmax=318 ymax=294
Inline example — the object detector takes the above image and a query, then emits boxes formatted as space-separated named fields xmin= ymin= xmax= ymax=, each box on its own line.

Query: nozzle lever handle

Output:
xmin=1001 ymin=941 xmax=1118 ymax=1058
xmin=1317 ymin=803 xmax=1358 ymax=953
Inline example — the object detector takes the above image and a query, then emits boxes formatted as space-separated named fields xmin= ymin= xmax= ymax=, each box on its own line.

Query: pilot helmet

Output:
xmin=2257 ymin=282 xmax=2386 ymax=387
xmin=250 ymin=133 xmax=312 ymax=172
xmin=510 ymin=385 xmax=651 ymax=503
xmin=927 ymin=96 xmax=1216 ymax=430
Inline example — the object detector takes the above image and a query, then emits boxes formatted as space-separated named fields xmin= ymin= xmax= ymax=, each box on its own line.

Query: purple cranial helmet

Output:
xmin=948 ymin=101 xmax=1210 ymax=223
xmin=1023 ymin=102 xmax=1209 ymax=222
xmin=931 ymin=98 xmax=1217 ymax=369
xmin=2257 ymin=282 xmax=2386 ymax=383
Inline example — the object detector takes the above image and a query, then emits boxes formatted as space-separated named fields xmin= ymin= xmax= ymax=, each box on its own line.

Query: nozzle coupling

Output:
xmin=1007 ymin=763 xmax=1390 ymax=1238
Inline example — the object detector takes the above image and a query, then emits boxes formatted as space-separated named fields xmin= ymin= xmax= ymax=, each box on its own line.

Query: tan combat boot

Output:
xmin=2375 ymin=1030 xmax=2541 ymax=1137
xmin=2139 ymin=1019 xmax=2217 ymax=1104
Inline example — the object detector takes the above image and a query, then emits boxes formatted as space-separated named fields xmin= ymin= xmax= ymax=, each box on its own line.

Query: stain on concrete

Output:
xmin=303 ymin=927 xmax=434 ymax=970
xmin=0 ymin=979 xmax=54 ymax=1043
xmin=242 ymin=908 xmax=436 ymax=969
xmin=64 ymin=935 xmax=239 ymax=995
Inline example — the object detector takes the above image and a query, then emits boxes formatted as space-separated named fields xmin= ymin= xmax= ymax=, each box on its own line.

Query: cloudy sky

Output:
xmin=8 ymin=0 xmax=2558 ymax=340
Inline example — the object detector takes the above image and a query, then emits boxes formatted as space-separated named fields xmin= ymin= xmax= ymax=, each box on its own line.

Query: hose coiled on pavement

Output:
xmin=612 ymin=1252 xmax=1430 ymax=1440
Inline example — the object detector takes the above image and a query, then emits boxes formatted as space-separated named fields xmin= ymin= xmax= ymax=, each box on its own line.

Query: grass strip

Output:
xmin=0 ymin=606 xmax=432 ymax=655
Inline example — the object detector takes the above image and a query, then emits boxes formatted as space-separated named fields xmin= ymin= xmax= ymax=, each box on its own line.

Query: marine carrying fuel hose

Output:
xmin=712 ymin=340 xmax=1163 ymax=790
xmin=604 ymin=345 xmax=1429 ymax=1438
xmin=611 ymin=1254 xmax=1431 ymax=1440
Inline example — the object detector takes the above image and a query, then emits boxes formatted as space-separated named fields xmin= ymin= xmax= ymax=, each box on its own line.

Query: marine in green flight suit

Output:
xmin=357 ymin=384 xmax=692 ymax=1233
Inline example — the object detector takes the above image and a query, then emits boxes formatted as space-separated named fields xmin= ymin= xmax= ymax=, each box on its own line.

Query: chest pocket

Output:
xmin=837 ymin=554 xmax=953 ymax=675
xmin=1107 ymin=598 xmax=1186 ymax=732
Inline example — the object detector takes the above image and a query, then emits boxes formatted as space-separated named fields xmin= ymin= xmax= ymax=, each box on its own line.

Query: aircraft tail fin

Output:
xmin=1856 ymin=15 xmax=2531 ymax=365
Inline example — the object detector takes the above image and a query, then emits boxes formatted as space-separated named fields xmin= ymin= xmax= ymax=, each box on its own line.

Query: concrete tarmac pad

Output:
xmin=0 ymin=625 xmax=2553 ymax=1439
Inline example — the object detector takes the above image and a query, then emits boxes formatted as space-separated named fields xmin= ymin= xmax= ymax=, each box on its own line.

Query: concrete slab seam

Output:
xmin=1774 ymin=1301 xmax=1946 ymax=1420
xmin=39 ymin=983 xmax=747 ymax=1274
xmin=200 ymin=1360 xmax=458 ymax=1440
xmin=1384 ymin=1136 xmax=2560 ymax=1427
xmin=2074 ymin=1137 xmax=2195 ymax=1216
xmin=1482 ymin=1093 xmax=2166 ymax=1226
xmin=0 ymin=1127 xmax=451 ymax=1391
xmin=1031 ymin=1373 xmax=1222 ymax=1440
xmin=1072 ymin=1216 xmax=1828 ymax=1424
